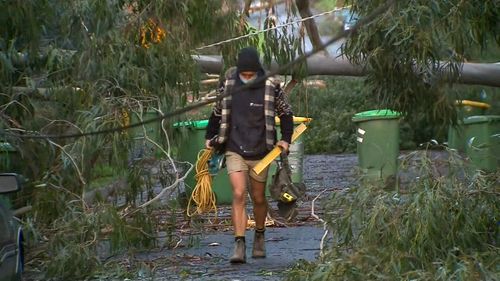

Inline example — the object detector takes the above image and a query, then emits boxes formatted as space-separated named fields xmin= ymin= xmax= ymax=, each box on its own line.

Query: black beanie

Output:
xmin=236 ymin=47 xmax=262 ymax=72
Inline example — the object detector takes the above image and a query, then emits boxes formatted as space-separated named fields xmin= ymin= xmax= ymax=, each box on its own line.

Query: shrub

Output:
xmin=286 ymin=150 xmax=499 ymax=280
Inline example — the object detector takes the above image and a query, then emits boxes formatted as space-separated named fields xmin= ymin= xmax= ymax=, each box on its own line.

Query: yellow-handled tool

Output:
xmin=253 ymin=123 xmax=308 ymax=175
xmin=281 ymin=192 xmax=295 ymax=203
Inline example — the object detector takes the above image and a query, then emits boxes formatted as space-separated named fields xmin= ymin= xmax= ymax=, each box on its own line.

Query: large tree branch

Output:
xmin=243 ymin=0 xmax=253 ymax=16
xmin=295 ymin=0 xmax=326 ymax=55
xmin=193 ymin=55 xmax=500 ymax=88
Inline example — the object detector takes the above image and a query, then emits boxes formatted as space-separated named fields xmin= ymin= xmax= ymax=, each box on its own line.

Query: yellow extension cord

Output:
xmin=186 ymin=148 xmax=217 ymax=217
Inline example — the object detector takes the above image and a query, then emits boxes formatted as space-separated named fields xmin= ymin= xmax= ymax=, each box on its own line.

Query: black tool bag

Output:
xmin=270 ymin=151 xmax=306 ymax=220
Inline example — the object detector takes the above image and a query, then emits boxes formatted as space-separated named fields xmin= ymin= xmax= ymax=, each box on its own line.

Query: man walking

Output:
xmin=205 ymin=46 xmax=294 ymax=263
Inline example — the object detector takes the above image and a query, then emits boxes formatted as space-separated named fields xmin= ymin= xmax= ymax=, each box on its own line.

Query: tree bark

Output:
xmin=243 ymin=0 xmax=253 ymax=16
xmin=192 ymin=55 xmax=500 ymax=88
xmin=295 ymin=0 xmax=326 ymax=54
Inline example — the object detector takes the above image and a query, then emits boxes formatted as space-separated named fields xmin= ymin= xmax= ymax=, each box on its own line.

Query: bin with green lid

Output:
xmin=352 ymin=109 xmax=401 ymax=181
xmin=448 ymin=100 xmax=490 ymax=152
xmin=464 ymin=115 xmax=500 ymax=172
xmin=174 ymin=120 xmax=232 ymax=205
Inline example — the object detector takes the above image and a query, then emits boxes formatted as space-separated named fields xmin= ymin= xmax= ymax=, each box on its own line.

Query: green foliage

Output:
xmin=219 ymin=3 xmax=306 ymax=79
xmin=314 ymin=0 xmax=339 ymax=11
xmin=261 ymin=17 xmax=307 ymax=79
xmin=344 ymin=0 xmax=500 ymax=121
xmin=1 ymin=0 xmax=499 ymax=279
xmin=40 ymin=202 xmax=156 ymax=280
xmin=0 ymin=0 xmax=46 ymax=54
xmin=0 ymin=1 xmax=249 ymax=279
xmin=285 ymin=151 xmax=499 ymax=280
xmin=290 ymin=78 xmax=375 ymax=154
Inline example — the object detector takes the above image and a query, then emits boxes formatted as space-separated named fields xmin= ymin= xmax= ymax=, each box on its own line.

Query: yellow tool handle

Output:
xmin=456 ymin=100 xmax=490 ymax=109
xmin=253 ymin=123 xmax=308 ymax=175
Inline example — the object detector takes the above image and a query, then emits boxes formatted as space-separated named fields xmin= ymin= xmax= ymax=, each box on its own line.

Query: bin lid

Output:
xmin=463 ymin=115 xmax=500 ymax=125
xmin=173 ymin=120 xmax=209 ymax=129
xmin=275 ymin=116 xmax=312 ymax=125
xmin=352 ymin=109 xmax=401 ymax=122
xmin=456 ymin=100 xmax=490 ymax=109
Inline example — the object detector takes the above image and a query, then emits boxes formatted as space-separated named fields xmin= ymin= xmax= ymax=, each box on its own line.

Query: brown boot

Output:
xmin=252 ymin=229 xmax=266 ymax=258
xmin=229 ymin=237 xmax=246 ymax=263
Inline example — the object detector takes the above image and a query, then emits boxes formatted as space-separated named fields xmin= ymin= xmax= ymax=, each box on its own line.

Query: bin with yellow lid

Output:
xmin=267 ymin=116 xmax=312 ymax=189
xmin=464 ymin=115 xmax=500 ymax=172
xmin=448 ymin=100 xmax=490 ymax=152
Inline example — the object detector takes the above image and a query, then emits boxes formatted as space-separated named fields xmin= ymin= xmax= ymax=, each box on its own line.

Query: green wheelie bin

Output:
xmin=464 ymin=115 xmax=500 ymax=172
xmin=448 ymin=100 xmax=490 ymax=152
xmin=174 ymin=120 xmax=232 ymax=205
xmin=352 ymin=109 xmax=401 ymax=181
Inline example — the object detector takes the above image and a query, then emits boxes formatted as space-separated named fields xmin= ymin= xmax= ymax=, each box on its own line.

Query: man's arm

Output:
xmin=274 ymin=84 xmax=294 ymax=145
xmin=205 ymin=81 xmax=224 ymax=142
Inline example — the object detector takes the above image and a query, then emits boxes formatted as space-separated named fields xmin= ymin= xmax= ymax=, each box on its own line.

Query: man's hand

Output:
xmin=277 ymin=140 xmax=289 ymax=152
xmin=205 ymin=139 xmax=212 ymax=149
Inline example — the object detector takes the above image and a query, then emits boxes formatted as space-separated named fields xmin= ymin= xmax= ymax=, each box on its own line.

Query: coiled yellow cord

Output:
xmin=187 ymin=148 xmax=217 ymax=217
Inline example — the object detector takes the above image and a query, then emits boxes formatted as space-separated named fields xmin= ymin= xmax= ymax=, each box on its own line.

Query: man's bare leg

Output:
xmin=229 ymin=171 xmax=247 ymax=263
xmin=249 ymin=178 xmax=267 ymax=229
xmin=249 ymin=177 xmax=267 ymax=258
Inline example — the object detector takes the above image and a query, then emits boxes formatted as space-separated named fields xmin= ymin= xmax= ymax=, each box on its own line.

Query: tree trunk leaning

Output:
xmin=193 ymin=55 xmax=500 ymax=88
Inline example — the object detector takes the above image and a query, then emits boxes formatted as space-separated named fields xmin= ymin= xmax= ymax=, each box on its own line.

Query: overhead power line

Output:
xmin=195 ymin=6 xmax=350 ymax=51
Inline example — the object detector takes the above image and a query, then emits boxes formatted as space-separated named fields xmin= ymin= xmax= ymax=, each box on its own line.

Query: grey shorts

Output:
xmin=225 ymin=151 xmax=269 ymax=182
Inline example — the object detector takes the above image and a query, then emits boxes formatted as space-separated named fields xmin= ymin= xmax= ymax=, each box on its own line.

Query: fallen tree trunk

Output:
xmin=193 ymin=55 xmax=500 ymax=88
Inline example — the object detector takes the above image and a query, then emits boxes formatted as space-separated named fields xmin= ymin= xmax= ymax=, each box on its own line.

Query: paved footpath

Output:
xmin=136 ymin=226 xmax=325 ymax=281
xmin=126 ymin=154 xmax=358 ymax=281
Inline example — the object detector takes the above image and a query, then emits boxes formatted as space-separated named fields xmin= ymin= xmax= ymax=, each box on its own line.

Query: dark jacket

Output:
xmin=205 ymin=69 xmax=293 ymax=160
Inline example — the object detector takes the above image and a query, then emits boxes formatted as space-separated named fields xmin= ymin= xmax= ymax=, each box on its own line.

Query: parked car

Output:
xmin=0 ymin=173 xmax=23 ymax=281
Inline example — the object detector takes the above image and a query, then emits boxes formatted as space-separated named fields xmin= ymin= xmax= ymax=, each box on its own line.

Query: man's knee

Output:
xmin=233 ymin=189 xmax=246 ymax=203
xmin=252 ymin=193 xmax=267 ymax=206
